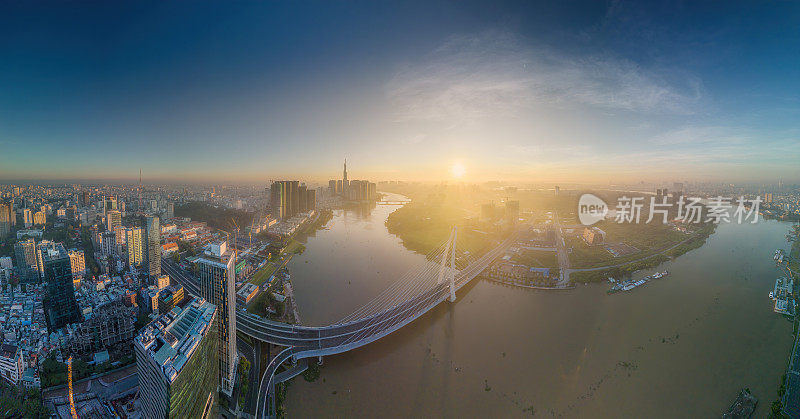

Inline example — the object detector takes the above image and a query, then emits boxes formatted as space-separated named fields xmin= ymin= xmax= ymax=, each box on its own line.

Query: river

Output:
xmin=284 ymin=192 xmax=794 ymax=417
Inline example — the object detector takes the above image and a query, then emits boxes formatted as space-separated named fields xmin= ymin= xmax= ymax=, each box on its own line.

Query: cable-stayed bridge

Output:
xmin=162 ymin=227 xmax=517 ymax=418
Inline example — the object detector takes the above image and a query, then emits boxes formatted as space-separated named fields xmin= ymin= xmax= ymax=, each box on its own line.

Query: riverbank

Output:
xmin=569 ymin=223 xmax=717 ymax=284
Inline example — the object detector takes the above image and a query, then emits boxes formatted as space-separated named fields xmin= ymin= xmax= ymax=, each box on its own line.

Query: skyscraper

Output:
xmin=14 ymin=238 xmax=38 ymax=282
xmin=36 ymin=240 xmax=58 ymax=279
xmin=68 ymin=250 xmax=86 ymax=279
xmin=270 ymin=181 xmax=286 ymax=219
xmin=343 ymin=159 xmax=348 ymax=196
xmin=104 ymin=196 xmax=118 ymax=216
xmin=33 ymin=211 xmax=46 ymax=225
xmin=196 ymin=241 xmax=237 ymax=396
xmin=135 ymin=297 xmax=219 ymax=419
xmin=78 ymin=191 xmax=90 ymax=208
xmin=144 ymin=215 xmax=161 ymax=278
xmin=270 ymin=180 xmax=302 ymax=220
xmin=307 ymin=189 xmax=316 ymax=212
xmin=107 ymin=210 xmax=122 ymax=232
xmin=0 ymin=202 xmax=11 ymax=239
xmin=289 ymin=180 xmax=299 ymax=217
xmin=299 ymin=185 xmax=308 ymax=212
xmin=44 ymin=243 xmax=81 ymax=331
xmin=22 ymin=208 xmax=32 ymax=228
xmin=126 ymin=227 xmax=144 ymax=267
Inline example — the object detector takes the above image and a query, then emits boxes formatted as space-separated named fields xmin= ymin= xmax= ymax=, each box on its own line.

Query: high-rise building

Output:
xmin=126 ymin=227 xmax=144 ymax=267
xmin=114 ymin=225 xmax=127 ymax=245
xmin=33 ymin=211 xmax=46 ymax=225
xmin=328 ymin=180 xmax=336 ymax=194
xmin=157 ymin=285 xmax=184 ymax=313
xmin=289 ymin=180 xmax=299 ymax=217
xmin=270 ymin=181 xmax=302 ymax=220
xmin=165 ymin=202 xmax=174 ymax=219
xmin=344 ymin=180 xmax=376 ymax=202
xmin=106 ymin=210 xmax=122 ymax=232
xmin=68 ymin=250 xmax=85 ymax=279
xmin=22 ymin=208 xmax=32 ymax=228
xmin=65 ymin=205 xmax=77 ymax=222
xmin=36 ymin=241 xmax=59 ymax=279
xmin=78 ymin=191 xmax=90 ymax=208
xmin=14 ymin=238 xmax=38 ymax=281
xmin=306 ymin=189 xmax=316 ymax=212
xmin=101 ymin=231 xmax=116 ymax=256
xmin=196 ymin=241 xmax=237 ymax=396
xmin=0 ymin=202 xmax=11 ymax=239
xmin=155 ymin=274 xmax=170 ymax=289
xmin=144 ymin=215 xmax=161 ymax=278
xmin=270 ymin=182 xmax=286 ymax=220
xmin=44 ymin=243 xmax=81 ymax=331
xmin=0 ymin=344 xmax=23 ymax=386
xmin=299 ymin=185 xmax=308 ymax=213
xmin=342 ymin=159 xmax=349 ymax=196
xmin=135 ymin=297 xmax=219 ymax=419
xmin=505 ymin=200 xmax=520 ymax=223
xmin=8 ymin=202 xmax=15 ymax=227
xmin=104 ymin=196 xmax=118 ymax=215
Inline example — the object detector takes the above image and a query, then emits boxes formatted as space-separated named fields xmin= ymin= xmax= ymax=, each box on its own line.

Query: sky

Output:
xmin=1 ymin=0 xmax=799 ymax=184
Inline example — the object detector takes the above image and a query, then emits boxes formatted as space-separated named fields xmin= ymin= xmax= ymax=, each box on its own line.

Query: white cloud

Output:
xmin=649 ymin=126 xmax=748 ymax=146
xmin=386 ymin=30 xmax=703 ymax=125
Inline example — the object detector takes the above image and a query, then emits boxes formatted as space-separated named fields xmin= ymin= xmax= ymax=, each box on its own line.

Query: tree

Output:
xmin=40 ymin=355 xmax=67 ymax=388
xmin=239 ymin=357 xmax=251 ymax=376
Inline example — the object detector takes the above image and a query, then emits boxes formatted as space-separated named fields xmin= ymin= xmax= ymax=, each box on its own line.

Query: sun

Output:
xmin=450 ymin=162 xmax=466 ymax=178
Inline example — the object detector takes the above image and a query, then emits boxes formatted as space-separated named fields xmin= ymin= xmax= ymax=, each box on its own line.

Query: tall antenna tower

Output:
xmin=138 ymin=168 xmax=143 ymax=212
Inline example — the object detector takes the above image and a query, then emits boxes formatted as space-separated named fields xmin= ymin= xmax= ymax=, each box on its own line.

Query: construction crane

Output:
xmin=230 ymin=218 xmax=240 ymax=261
xmin=68 ymin=357 xmax=77 ymax=419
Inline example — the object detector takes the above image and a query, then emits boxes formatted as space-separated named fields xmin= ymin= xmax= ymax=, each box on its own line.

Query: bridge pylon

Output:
xmin=449 ymin=226 xmax=457 ymax=302
xmin=437 ymin=228 xmax=455 ymax=285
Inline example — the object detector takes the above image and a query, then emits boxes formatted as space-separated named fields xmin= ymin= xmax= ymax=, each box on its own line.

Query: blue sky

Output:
xmin=0 ymin=0 xmax=798 ymax=183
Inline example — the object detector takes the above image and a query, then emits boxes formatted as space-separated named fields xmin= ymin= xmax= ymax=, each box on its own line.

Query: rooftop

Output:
xmin=135 ymin=297 xmax=216 ymax=383
xmin=40 ymin=242 xmax=68 ymax=263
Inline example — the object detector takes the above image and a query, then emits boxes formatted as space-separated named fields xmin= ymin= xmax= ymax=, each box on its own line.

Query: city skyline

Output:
xmin=1 ymin=1 xmax=799 ymax=184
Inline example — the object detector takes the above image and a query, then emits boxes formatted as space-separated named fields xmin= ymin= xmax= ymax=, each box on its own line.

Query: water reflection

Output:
xmin=286 ymin=196 xmax=794 ymax=418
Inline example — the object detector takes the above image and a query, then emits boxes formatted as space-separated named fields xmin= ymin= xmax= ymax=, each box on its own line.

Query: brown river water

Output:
xmin=285 ymin=193 xmax=793 ymax=418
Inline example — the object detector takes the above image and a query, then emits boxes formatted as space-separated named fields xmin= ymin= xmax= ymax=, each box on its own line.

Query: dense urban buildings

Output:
xmin=135 ymin=297 xmax=218 ymax=419
xmin=196 ymin=241 xmax=237 ymax=396
xmin=328 ymin=160 xmax=377 ymax=202
xmin=66 ymin=300 xmax=135 ymax=355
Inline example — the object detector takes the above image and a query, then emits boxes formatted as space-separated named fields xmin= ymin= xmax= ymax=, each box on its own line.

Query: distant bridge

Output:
xmin=375 ymin=200 xmax=411 ymax=205
xmin=163 ymin=227 xmax=516 ymax=418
